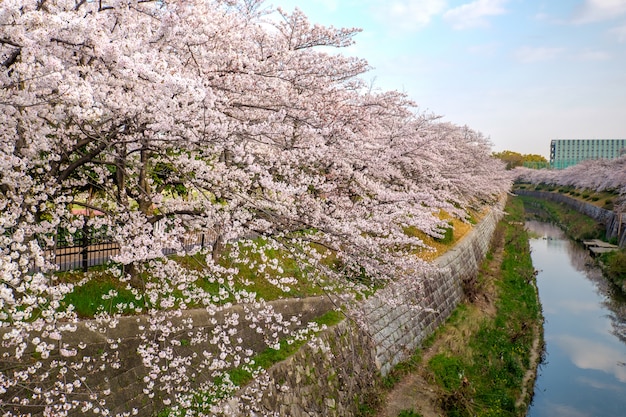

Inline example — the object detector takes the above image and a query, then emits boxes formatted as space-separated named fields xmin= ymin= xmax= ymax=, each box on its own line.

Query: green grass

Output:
xmin=398 ymin=410 xmax=423 ymax=417
xmin=56 ymin=237 xmax=331 ymax=318
xmin=56 ymin=214 xmax=467 ymax=319
xmin=518 ymin=195 xmax=604 ymax=241
xmin=381 ymin=350 xmax=423 ymax=389
xmin=61 ymin=278 xmax=143 ymax=317
xmin=435 ymin=222 xmax=455 ymax=244
xmin=600 ymin=249 xmax=626 ymax=287
xmin=425 ymin=197 xmax=541 ymax=417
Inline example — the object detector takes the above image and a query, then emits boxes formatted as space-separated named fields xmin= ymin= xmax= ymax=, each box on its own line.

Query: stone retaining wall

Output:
xmin=363 ymin=198 xmax=504 ymax=375
xmin=516 ymin=190 xmax=626 ymax=246
xmin=2 ymin=198 xmax=505 ymax=417
xmin=225 ymin=197 xmax=506 ymax=416
xmin=1 ymin=297 xmax=335 ymax=417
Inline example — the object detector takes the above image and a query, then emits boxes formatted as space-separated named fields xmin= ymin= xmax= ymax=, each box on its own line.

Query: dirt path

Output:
xmin=376 ymin=345 xmax=445 ymax=417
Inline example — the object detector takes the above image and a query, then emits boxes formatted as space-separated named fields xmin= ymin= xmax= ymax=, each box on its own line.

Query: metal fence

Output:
xmin=50 ymin=241 xmax=121 ymax=272
xmin=48 ymin=224 xmax=212 ymax=273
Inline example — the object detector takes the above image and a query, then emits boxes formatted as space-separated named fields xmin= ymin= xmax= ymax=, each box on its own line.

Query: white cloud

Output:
xmin=572 ymin=0 xmax=626 ymax=24
xmin=576 ymin=376 xmax=626 ymax=392
xmin=552 ymin=334 xmax=626 ymax=383
xmin=467 ymin=41 xmax=500 ymax=56
xmin=443 ymin=0 xmax=508 ymax=29
xmin=576 ymin=49 xmax=612 ymax=60
xmin=609 ymin=23 xmax=626 ymax=41
xmin=542 ymin=403 xmax=593 ymax=417
xmin=513 ymin=46 xmax=564 ymax=63
xmin=373 ymin=0 xmax=447 ymax=31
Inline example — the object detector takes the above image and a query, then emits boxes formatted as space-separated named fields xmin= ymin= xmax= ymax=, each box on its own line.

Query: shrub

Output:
xmin=604 ymin=250 xmax=626 ymax=285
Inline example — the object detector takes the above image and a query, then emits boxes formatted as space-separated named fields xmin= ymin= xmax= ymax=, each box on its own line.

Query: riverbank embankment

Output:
xmin=222 ymin=198 xmax=508 ymax=416
xmin=515 ymin=189 xmax=624 ymax=246
xmin=376 ymin=196 xmax=543 ymax=417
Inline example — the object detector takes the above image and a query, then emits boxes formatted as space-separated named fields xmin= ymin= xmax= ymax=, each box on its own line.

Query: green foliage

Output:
xmin=425 ymin=197 xmax=541 ymax=417
xmin=602 ymin=249 xmax=626 ymax=285
xmin=492 ymin=151 xmax=548 ymax=170
xmin=398 ymin=410 xmax=424 ymax=417
xmin=356 ymin=398 xmax=379 ymax=417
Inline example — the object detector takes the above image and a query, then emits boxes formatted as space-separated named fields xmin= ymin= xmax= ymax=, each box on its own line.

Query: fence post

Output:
xmin=82 ymin=220 xmax=89 ymax=272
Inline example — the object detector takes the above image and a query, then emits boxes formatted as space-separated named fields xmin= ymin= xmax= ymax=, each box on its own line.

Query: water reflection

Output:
xmin=525 ymin=221 xmax=626 ymax=417
xmin=551 ymin=335 xmax=626 ymax=383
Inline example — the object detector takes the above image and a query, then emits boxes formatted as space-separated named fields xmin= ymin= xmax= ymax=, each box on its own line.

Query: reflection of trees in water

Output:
xmin=526 ymin=220 xmax=626 ymax=346
xmin=525 ymin=220 xmax=566 ymax=240
xmin=606 ymin=296 xmax=626 ymax=345
xmin=610 ymin=316 xmax=626 ymax=344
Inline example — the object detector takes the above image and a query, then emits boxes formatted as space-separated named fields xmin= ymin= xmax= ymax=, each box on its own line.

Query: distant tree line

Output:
xmin=493 ymin=150 xmax=549 ymax=170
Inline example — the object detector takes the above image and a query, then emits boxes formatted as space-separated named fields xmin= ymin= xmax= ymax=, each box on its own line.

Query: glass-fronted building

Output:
xmin=550 ymin=139 xmax=626 ymax=170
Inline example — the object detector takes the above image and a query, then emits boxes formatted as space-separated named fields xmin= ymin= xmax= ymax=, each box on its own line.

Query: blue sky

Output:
xmin=268 ymin=0 xmax=626 ymax=158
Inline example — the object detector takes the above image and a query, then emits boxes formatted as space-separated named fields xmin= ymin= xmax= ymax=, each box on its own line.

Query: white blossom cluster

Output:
xmin=0 ymin=0 xmax=510 ymax=415
xmin=514 ymin=156 xmax=626 ymax=210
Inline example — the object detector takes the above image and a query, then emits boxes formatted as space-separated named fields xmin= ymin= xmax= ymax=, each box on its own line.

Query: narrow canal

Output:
xmin=526 ymin=220 xmax=626 ymax=417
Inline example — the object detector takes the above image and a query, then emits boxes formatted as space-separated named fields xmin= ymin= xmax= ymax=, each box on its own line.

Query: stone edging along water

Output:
xmin=224 ymin=196 xmax=507 ymax=417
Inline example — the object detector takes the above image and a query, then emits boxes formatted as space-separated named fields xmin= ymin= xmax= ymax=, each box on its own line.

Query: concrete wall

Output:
xmin=516 ymin=190 xmax=626 ymax=247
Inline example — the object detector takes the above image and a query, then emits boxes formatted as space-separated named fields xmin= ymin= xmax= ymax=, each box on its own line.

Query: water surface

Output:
xmin=526 ymin=221 xmax=626 ymax=417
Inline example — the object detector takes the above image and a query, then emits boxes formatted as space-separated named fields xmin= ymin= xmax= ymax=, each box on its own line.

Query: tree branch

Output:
xmin=58 ymin=141 xmax=109 ymax=182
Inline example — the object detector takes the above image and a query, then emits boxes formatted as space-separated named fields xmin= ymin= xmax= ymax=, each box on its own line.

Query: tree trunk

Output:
xmin=211 ymin=233 xmax=225 ymax=264
xmin=124 ymin=263 xmax=145 ymax=290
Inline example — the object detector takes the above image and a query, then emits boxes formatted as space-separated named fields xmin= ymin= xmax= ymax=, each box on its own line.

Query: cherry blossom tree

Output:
xmin=515 ymin=156 xmax=626 ymax=209
xmin=0 ymin=0 xmax=509 ymax=415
